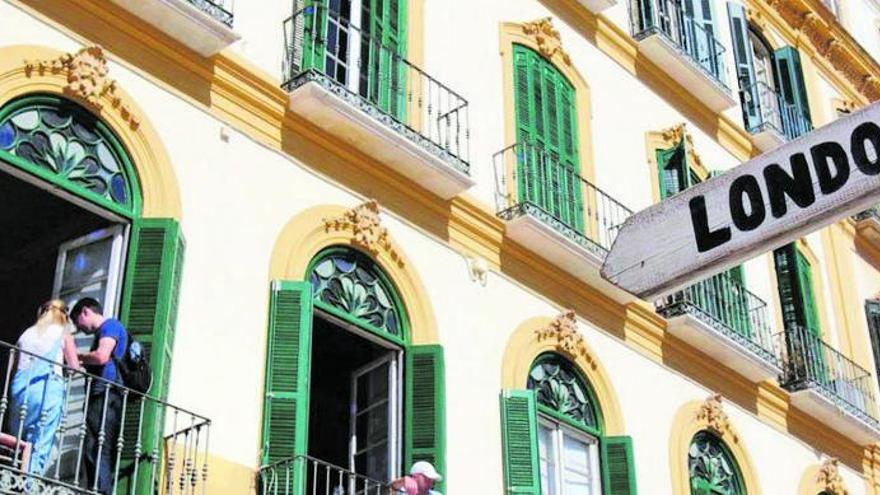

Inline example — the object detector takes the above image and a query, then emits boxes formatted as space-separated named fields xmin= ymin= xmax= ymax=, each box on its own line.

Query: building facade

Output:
xmin=2 ymin=0 xmax=880 ymax=493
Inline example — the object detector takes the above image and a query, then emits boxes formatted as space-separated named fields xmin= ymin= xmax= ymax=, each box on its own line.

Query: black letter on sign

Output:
xmin=851 ymin=122 xmax=880 ymax=175
xmin=729 ymin=174 xmax=765 ymax=231
xmin=763 ymin=155 xmax=815 ymax=218
xmin=811 ymin=141 xmax=850 ymax=194
xmin=690 ymin=195 xmax=731 ymax=253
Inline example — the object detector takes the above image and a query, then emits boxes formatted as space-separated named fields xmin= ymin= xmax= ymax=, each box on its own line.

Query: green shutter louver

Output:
xmin=727 ymin=2 xmax=761 ymax=131
xmin=511 ymin=44 xmax=584 ymax=233
xmin=774 ymin=46 xmax=812 ymax=128
xmin=118 ymin=217 xmax=186 ymax=491
xmin=601 ymin=436 xmax=638 ymax=495
xmin=500 ymin=389 xmax=540 ymax=494
xmin=656 ymin=139 xmax=688 ymax=199
xmin=261 ymin=280 xmax=313 ymax=495
xmin=773 ymin=244 xmax=802 ymax=330
xmin=406 ymin=345 xmax=446 ymax=491
xmin=864 ymin=300 xmax=880 ymax=390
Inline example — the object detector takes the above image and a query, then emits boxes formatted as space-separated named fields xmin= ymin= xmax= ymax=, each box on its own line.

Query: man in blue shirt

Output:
xmin=72 ymin=297 xmax=128 ymax=495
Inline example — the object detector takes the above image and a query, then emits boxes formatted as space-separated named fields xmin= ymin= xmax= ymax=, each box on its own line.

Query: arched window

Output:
xmin=688 ymin=430 xmax=746 ymax=495
xmin=500 ymin=337 xmax=636 ymax=495
xmin=261 ymin=245 xmax=445 ymax=493
xmin=0 ymin=94 xmax=138 ymax=215
xmin=308 ymin=246 xmax=407 ymax=340
xmin=527 ymin=354 xmax=604 ymax=495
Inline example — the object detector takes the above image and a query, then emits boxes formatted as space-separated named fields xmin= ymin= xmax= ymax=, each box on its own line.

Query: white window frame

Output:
xmin=52 ymin=224 xmax=128 ymax=318
xmin=538 ymin=414 xmax=602 ymax=495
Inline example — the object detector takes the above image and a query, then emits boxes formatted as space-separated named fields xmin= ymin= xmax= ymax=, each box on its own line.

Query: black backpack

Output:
xmin=112 ymin=333 xmax=153 ymax=394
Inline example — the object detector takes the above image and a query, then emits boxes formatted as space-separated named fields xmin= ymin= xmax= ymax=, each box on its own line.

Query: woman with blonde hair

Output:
xmin=10 ymin=299 xmax=80 ymax=475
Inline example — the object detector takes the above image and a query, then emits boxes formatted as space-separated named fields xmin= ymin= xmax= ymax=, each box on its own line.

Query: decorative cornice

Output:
xmin=534 ymin=310 xmax=597 ymax=367
xmin=522 ymin=17 xmax=572 ymax=65
xmin=766 ymin=0 xmax=880 ymax=101
xmin=24 ymin=45 xmax=140 ymax=130
xmin=816 ymin=458 xmax=848 ymax=495
xmin=322 ymin=200 xmax=403 ymax=266
xmin=696 ymin=394 xmax=738 ymax=442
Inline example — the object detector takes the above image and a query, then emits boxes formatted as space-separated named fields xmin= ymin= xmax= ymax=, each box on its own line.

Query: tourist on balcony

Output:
xmin=390 ymin=461 xmax=443 ymax=495
xmin=72 ymin=297 xmax=128 ymax=495
xmin=10 ymin=299 xmax=81 ymax=475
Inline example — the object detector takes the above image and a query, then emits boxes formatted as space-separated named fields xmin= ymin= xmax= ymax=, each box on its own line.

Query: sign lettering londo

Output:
xmin=602 ymin=101 xmax=880 ymax=299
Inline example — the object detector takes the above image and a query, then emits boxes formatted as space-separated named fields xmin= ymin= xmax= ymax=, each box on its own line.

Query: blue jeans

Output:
xmin=10 ymin=371 xmax=65 ymax=476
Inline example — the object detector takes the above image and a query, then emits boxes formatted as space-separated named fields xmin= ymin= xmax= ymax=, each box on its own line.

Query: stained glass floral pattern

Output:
xmin=0 ymin=99 xmax=132 ymax=209
xmin=688 ymin=431 xmax=745 ymax=495
xmin=309 ymin=249 xmax=404 ymax=337
xmin=528 ymin=355 xmax=598 ymax=429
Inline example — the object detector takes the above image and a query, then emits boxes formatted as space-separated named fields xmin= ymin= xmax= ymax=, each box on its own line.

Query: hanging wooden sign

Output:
xmin=601 ymin=101 xmax=880 ymax=299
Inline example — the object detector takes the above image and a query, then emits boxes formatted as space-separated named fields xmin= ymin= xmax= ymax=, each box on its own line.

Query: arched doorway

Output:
xmin=261 ymin=245 xmax=445 ymax=493
xmin=0 ymin=92 xmax=184 ymax=489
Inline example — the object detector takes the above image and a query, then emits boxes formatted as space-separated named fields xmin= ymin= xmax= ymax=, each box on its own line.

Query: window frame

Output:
xmin=538 ymin=412 xmax=603 ymax=495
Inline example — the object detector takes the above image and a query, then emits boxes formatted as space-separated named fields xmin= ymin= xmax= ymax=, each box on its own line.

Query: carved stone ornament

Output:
xmin=696 ymin=394 xmax=737 ymax=441
xmin=522 ymin=17 xmax=572 ymax=65
xmin=660 ymin=123 xmax=706 ymax=172
xmin=323 ymin=200 xmax=403 ymax=266
xmin=535 ymin=310 xmax=596 ymax=367
xmin=24 ymin=46 xmax=140 ymax=130
xmin=816 ymin=458 xmax=847 ymax=495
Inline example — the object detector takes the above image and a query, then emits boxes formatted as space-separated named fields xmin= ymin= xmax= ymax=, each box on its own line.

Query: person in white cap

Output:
xmin=389 ymin=460 xmax=442 ymax=495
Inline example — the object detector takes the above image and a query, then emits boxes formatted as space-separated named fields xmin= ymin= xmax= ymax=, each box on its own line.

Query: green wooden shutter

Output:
xmin=864 ymin=300 xmax=880 ymax=390
xmin=260 ymin=280 xmax=314 ymax=495
xmin=684 ymin=0 xmax=719 ymax=77
xmin=500 ymin=389 xmax=540 ymax=494
xmin=405 ymin=345 xmax=446 ymax=491
xmin=774 ymin=46 xmax=812 ymax=130
xmin=656 ymin=139 xmax=688 ymax=199
xmin=601 ymin=436 xmax=638 ymax=495
xmin=794 ymin=249 xmax=821 ymax=336
xmin=300 ymin=1 xmax=327 ymax=74
xmin=773 ymin=244 xmax=802 ymax=330
xmin=727 ymin=2 xmax=761 ymax=131
xmin=118 ymin=217 xmax=186 ymax=491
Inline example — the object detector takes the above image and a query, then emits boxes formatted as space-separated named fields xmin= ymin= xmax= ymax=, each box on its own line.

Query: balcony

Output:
xmin=493 ymin=142 xmax=635 ymax=302
xmin=260 ymin=455 xmax=389 ymax=495
xmin=110 ymin=0 xmax=238 ymax=56
xmin=740 ymin=81 xmax=812 ymax=152
xmin=657 ymin=273 xmax=781 ymax=381
xmin=0 ymin=341 xmax=211 ymax=494
xmin=630 ymin=0 xmax=736 ymax=112
xmin=777 ymin=326 xmax=880 ymax=443
xmin=282 ymin=6 xmax=473 ymax=200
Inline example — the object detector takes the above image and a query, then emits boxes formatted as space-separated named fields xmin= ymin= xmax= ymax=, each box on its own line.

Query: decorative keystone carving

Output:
xmin=522 ymin=17 xmax=572 ymax=65
xmin=816 ymin=458 xmax=847 ymax=495
xmin=24 ymin=46 xmax=140 ymax=130
xmin=466 ymin=255 xmax=489 ymax=286
xmin=535 ymin=310 xmax=596 ymax=367
xmin=696 ymin=394 xmax=737 ymax=441
xmin=660 ymin=123 xmax=706 ymax=173
xmin=323 ymin=200 xmax=403 ymax=266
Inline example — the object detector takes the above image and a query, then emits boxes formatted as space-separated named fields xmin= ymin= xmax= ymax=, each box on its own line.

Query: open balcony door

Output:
xmin=350 ymin=351 xmax=401 ymax=490
xmin=49 ymin=224 xmax=127 ymax=479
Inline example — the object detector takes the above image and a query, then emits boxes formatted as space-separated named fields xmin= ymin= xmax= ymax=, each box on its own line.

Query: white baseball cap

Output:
xmin=410 ymin=461 xmax=442 ymax=481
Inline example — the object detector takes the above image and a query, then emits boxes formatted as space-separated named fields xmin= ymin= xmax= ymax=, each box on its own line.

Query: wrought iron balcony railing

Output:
xmin=656 ymin=272 xmax=780 ymax=367
xmin=776 ymin=326 xmax=880 ymax=426
xmin=259 ymin=454 xmax=390 ymax=495
xmin=0 ymin=340 xmax=210 ymax=494
xmin=740 ymin=81 xmax=812 ymax=140
xmin=492 ymin=142 xmax=634 ymax=255
xmin=630 ymin=0 xmax=729 ymax=89
xmin=187 ymin=0 xmax=234 ymax=28
xmin=282 ymin=5 xmax=470 ymax=173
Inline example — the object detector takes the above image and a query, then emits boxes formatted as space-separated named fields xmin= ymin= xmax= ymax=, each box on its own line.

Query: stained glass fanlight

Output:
xmin=0 ymin=95 xmax=136 ymax=213
xmin=688 ymin=430 xmax=746 ymax=495
xmin=308 ymin=247 xmax=407 ymax=339
xmin=528 ymin=353 xmax=600 ymax=430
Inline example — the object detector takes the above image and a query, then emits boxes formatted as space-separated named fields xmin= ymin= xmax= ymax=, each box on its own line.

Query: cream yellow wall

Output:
xmin=3 ymin=0 xmax=880 ymax=494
